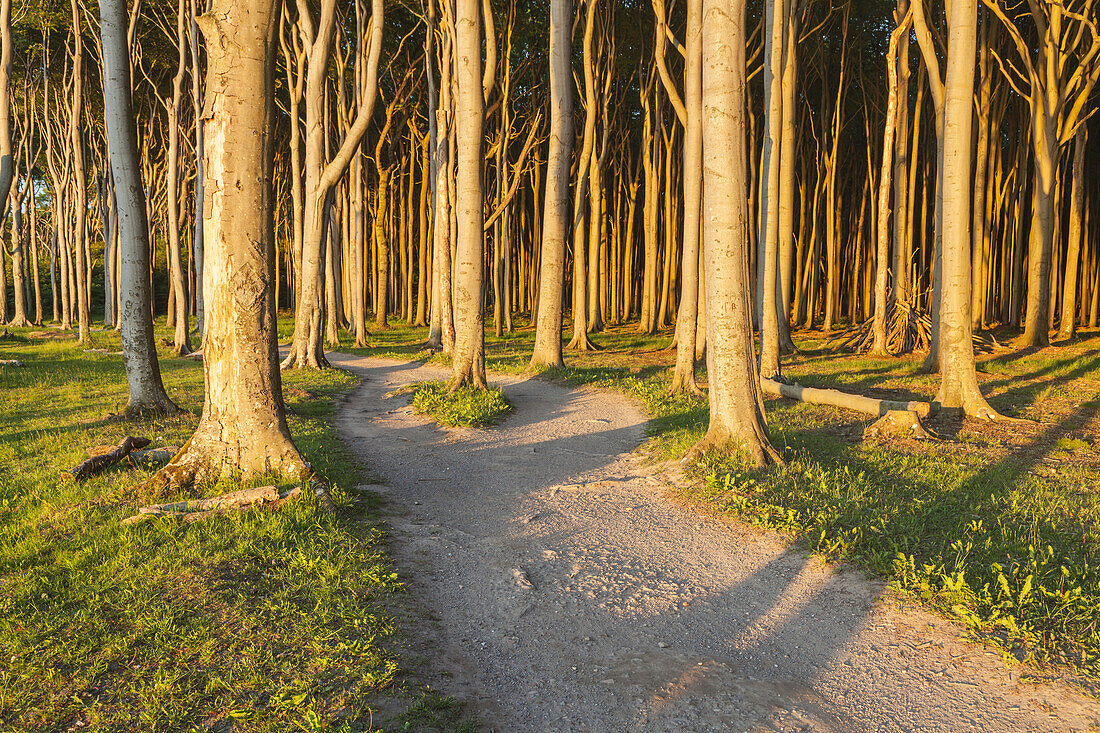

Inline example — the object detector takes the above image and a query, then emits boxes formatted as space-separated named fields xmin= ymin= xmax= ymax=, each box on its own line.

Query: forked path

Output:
xmin=331 ymin=354 xmax=1097 ymax=732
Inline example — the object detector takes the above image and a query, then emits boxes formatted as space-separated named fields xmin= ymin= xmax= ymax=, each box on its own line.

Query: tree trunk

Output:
xmin=69 ymin=0 xmax=91 ymax=343
xmin=166 ymin=0 xmax=193 ymax=356
xmin=529 ymin=0 xmax=572 ymax=369
xmin=161 ymin=0 xmax=310 ymax=487
xmin=669 ymin=0 xmax=703 ymax=395
xmin=1058 ymin=126 xmax=1086 ymax=341
xmin=871 ymin=11 xmax=911 ymax=355
xmin=934 ymin=0 xmax=997 ymax=419
xmin=690 ymin=0 xmax=778 ymax=467
xmin=99 ymin=0 xmax=179 ymax=416
xmin=449 ymin=0 xmax=487 ymax=389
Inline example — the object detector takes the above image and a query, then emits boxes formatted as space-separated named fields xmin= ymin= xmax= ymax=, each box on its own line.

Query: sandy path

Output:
xmin=331 ymin=354 xmax=1098 ymax=732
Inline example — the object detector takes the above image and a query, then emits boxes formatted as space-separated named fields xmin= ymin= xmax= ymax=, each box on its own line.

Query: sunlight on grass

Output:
xmin=410 ymin=381 xmax=512 ymax=428
xmin=0 ymin=325 xmax=474 ymax=732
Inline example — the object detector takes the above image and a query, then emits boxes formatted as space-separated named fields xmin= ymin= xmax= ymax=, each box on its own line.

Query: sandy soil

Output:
xmin=331 ymin=353 xmax=1099 ymax=732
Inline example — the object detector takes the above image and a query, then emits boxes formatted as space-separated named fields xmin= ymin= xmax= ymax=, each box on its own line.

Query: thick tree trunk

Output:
xmin=99 ymin=0 xmax=178 ymax=416
xmin=161 ymin=0 xmax=310 ymax=487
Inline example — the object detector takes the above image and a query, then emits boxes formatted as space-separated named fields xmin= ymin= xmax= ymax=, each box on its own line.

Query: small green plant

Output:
xmin=411 ymin=381 xmax=511 ymax=428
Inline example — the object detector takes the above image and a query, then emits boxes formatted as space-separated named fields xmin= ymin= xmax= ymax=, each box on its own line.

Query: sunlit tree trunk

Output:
xmin=160 ymin=0 xmax=310 ymax=487
xmin=690 ymin=0 xmax=779 ymax=467
xmin=449 ymin=0 xmax=487 ymax=388
xmin=529 ymin=0 xmax=572 ymax=369
xmin=935 ymin=0 xmax=998 ymax=419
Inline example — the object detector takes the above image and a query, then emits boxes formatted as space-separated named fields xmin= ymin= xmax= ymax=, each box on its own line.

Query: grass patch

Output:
xmin=0 ymin=324 xmax=474 ymax=732
xmin=410 ymin=381 xmax=512 ymax=428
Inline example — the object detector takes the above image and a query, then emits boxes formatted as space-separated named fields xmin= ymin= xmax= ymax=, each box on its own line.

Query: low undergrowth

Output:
xmin=0 ymin=326 xmax=475 ymax=732
xmin=410 ymin=381 xmax=512 ymax=428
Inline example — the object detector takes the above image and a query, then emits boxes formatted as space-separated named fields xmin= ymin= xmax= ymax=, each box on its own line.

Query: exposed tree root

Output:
xmin=668 ymin=368 xmax=704 ymax=397
xmin=121 ymin=484 xmax=303 ymax=525
xmin=122 ymin=399 xmax=180 ymax=419
xmin=682 ymin=424 xmax=783 ymax=468
xmin=64 ymin=436 xmax=151 ymax=481
xmin=566 ymin=332 xmax=601 ymax=351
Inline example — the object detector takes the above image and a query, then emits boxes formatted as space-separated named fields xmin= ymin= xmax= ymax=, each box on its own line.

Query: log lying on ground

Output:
xmin=760 ymin=378 xmax=931 ymax=418
xmin=0 ymin=360 xmax=22 ymax=366
xmin=121 ymin=485 xmax=301 ymax=525
xmin=130 ymin=446 xmax=180 ymax=466
xmin=863 ymin=410 xmax=932 ymax=441
xmin=63 ymin=436 xmax=152 ymax=481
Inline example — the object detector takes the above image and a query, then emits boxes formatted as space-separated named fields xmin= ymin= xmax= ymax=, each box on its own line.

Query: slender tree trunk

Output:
xmin=166 ymin=0 xmax=193 ymax=355
xmin=871 ymin=11 xmax=912 ymax=354
xmin=99 ymin=0 xmax=179 ymax=416
xmin=669 ymin=0 xmax=703 ymax=395
xmin=529 ymin=0 xmax=572 ymax=369
xmin=69 ymin=0 xmax=90 ymax=343
xmin=690 ymin=0 xmax=778 ymax=467
xmin=0 ymin=0 xmax=12 ymax=238
xmin=1058 ymin=126 xmax=1086 ymax=341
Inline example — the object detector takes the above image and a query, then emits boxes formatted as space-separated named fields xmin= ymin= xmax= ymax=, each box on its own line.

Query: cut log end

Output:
xmin=863 ymin=410 xmax=933 ymax=441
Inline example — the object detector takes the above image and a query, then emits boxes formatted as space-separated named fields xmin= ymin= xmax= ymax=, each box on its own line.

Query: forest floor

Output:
xmin=0 ymin=325 xmax=473 ymax=732
xmin=2 ymin=317 xmax=1099 ymax=731
xmin=332 ymin=347 xmax=1100 ymax=731
xmin=330 ymin=316 xmax=1100 ymax=729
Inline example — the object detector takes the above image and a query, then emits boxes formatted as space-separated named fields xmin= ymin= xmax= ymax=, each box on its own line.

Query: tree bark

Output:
xmin=449 ymin=0 xmax=487 ymax=389
xmin=529 ymin=0 xmax=572 ymax=370
xmin=99 ymin=0 xmax=179 ymax=416
xmin=159 ymin=0 xmax=311 ymax=487
xmin=689 ymin=0 xmax=779 ymax=467
xmin=934 ymin=0 xmax=997 ymax=419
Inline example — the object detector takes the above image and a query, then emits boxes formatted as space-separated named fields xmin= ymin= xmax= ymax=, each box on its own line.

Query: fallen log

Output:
xmin=63 ymin=436 xmax=152 ymax=481
xmin=761 ymin=378 xmax=931 ymax=418
xmin=129 ymin=446 xmax=180 ymax=466
xmin=121 ymin=485 xmax=299 ymax=525
xmin=0 ymin=360 xmax=22 ymax=367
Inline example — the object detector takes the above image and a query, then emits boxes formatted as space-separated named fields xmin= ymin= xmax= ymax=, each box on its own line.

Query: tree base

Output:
xmin=668 ymin=368 xmax=704 ymax=397
xmin=566 ymin=332 xmax=601 ymax=351
xmin=123 ymin=398 xmax=181 ymax=419
xmin=682 ymin=424 xmax=782 ymax=469
xmin=280 ymin=347 xmax=330 ymax=370
xmin=147 ymin=431 xmax=312 ymax=492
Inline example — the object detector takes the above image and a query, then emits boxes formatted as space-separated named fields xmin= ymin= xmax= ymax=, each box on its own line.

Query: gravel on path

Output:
xmin=331 ymin=353 xmax=1098 ymax=732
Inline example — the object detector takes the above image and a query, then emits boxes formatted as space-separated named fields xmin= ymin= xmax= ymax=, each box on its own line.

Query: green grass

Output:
xmin=326 ymin=316 xmax=1100 ymax=681
xmin=0 ymin=324 xmax=475 ymax=732
xmin=410 ymin=381 xmax=512 ymax=428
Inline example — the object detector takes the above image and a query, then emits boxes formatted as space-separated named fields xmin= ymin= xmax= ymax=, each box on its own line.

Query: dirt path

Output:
xmin=331 ymin=354 xmax=1098 ymax=732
